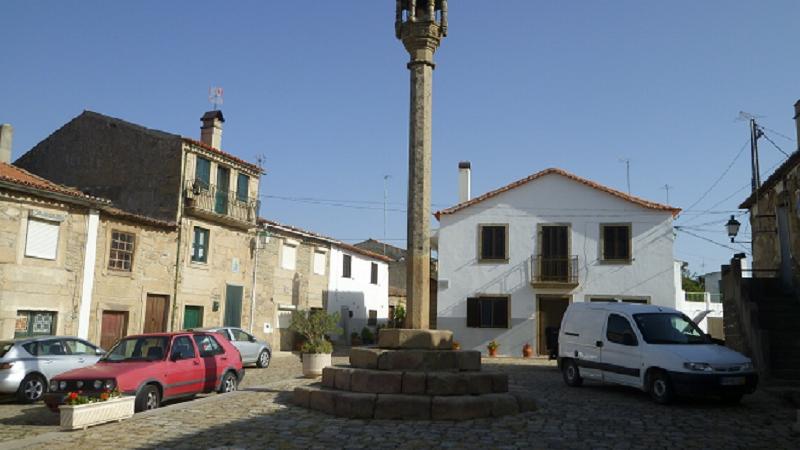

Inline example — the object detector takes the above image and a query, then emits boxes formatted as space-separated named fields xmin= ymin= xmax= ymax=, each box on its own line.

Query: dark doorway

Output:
xmin=537 ymin=296 xmax=570 ymax=356
xmin=224 ymin=285 xmax=243 ymax=327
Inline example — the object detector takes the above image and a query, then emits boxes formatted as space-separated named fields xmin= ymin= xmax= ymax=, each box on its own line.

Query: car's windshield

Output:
xmin=0 ymin=342 xmax=12 ymax=358
xmin=101 ymin=337 xmax=169 ymax=362
xmin=633 ymin=313 xmax=710 ymax=345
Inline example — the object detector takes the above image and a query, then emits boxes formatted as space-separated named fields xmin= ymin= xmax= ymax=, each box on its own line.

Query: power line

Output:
xmin=675 ymin=227 xmax=750 ymax=254
xmin=761 ymin=125 xmax=796 ymax=143
xmin=761 ymin=131 xmax=791 ymax=158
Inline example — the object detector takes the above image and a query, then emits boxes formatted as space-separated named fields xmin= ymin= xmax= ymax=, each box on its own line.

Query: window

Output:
xmin=64 ymin=339 xmax=98 ymax=355
xmin=191 ymin=227 xmax=210 ymax=263
xmin=633 ymin=313 xmax=709 ymax=345
xmin=313 ymin=250 xmax=326 ymax=275
xmin=25 ymin=218 xmax=59 ymax=260
xmin=368 ymin=310 xmax=377 ymax=326
xmin=601 ymin=224 xmax=631 ymax=262
xmin=479 ymin=225 xmax=507 ymax=261
xmin=370 ymin=263 xmax=378 ymax=285
xmin=195 ymin=157 xmax=211 ymax=189
xmin=236 ymin=174 xmax=249 ymax=202
xmin=342 ymin=254 xmax=352 ymax=278
xmin=108 ymin=230 xmax=135 ymax=271
xmin=466 ymin=297 xmax=509 ymax=328
xmin=170 ymin=336 xmax=196 ymax=360
xmin=606 ymin=314 xmax=638 ymax=346
xmin=15 ymin=311 xmax=56 ymax=338
xmin=281 ymin=242 xmax=297 ymax=270
xmin=37 ymin=340 xmax=66 ymax=356
xmin=193 ymin=334 xmax=224 ymax=357
xmin=231 ymin=329 xmax=253 ymax=342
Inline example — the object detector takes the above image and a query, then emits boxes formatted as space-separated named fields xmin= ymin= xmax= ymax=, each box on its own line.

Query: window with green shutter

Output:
xmin=195 ymin=157 xmax=211 ymax=190
xmin=236 ymin=174 xmax=249 ymax=202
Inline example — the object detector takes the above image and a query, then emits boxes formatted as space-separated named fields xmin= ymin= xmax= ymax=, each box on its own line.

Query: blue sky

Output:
xmin=2 ymin=1 xmax=798 ymax=276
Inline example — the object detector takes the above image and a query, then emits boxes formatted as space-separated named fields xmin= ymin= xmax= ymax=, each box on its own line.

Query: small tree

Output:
xmin=392 ymin=305 xmax=406 ymax=328
xmin=289 ymin=310 xmax=342 ymax=354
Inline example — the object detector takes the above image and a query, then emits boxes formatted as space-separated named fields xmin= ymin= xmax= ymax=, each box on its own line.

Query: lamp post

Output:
xmin=725 ymin=215 xmax=741 ymax=243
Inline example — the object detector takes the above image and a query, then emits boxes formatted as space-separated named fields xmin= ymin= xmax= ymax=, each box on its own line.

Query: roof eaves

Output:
xmin=182 ymin=138 xmax=264 ymax=174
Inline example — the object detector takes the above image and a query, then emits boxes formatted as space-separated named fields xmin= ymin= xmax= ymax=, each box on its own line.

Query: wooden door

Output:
xmin=100 ymin=311 xmax=128 ymax=350
xmin=541 ymin=226 xmax=568 ymax=281
xmin=537 ymin=296 xmax=570 ymax=356
xmin=215 ymin=167 xmax=230 ymax=214
xmin=183 ymin=305 xmax=203 ymax=330
xmin=224 ymin=285 xmax=243 ymax=327
xmin=144 ymin=294 xmax=169 ymax=333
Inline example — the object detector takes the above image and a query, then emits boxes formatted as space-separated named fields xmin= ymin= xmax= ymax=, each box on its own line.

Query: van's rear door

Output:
xmin=562 ymin=308 xmax=606 ymax=381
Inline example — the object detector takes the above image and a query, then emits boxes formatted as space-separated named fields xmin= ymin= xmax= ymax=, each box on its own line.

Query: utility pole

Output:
xmin=619 ymin=158 xmax=631 ymax=194
xmin=661 ymin=184 xmax=673 ymax=204
xmin=750 ymin=119 xmax=763 ymax=194
xmin=383 ymin=175 xmax=390 ymax=255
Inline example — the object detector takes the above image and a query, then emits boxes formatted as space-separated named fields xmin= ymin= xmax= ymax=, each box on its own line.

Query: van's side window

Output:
xmin=606 ymin=314 xmax=637 ymax=346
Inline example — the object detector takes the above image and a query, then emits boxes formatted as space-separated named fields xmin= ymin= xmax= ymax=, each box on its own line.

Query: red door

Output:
xmin=100 ymin=311 xmax=128 ymax=350
xmin=164 ymin=335 xmax=204 ymax=398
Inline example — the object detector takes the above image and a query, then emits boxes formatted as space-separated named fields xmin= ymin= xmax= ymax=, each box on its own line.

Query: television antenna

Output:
xmin=209 ymin=86 xmax=224 ymax=111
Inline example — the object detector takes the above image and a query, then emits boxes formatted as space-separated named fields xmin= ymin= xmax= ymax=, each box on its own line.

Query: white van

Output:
xmin=557 ymin=302 xmax=758 ymax=404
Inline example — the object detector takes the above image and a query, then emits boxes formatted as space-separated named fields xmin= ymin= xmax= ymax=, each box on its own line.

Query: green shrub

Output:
xmin=289 ymin=309 xmax=342 ymax=354
xmin=361 ymin=327 xmax=375 ymax=345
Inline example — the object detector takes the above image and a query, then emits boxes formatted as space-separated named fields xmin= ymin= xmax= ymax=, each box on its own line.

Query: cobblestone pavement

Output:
xmin=1 ymin=356 xmax=798 ymax=450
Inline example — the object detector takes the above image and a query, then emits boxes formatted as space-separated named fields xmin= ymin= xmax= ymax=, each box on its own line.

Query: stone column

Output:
xmin=399 ymin=17 xmax=444 ymax=330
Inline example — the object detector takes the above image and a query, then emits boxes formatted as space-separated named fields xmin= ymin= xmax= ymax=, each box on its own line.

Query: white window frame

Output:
xmin=281 ymin=240 xmax=298 ymax=270
xmin=313 ymin=249 xmax=327 ymax=275
xmin=25 ymin=218 xmax=59 ymax=260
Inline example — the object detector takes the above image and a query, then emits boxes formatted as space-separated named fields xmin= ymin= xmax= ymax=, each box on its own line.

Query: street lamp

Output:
xmin=725 ymin=215 xmax=741 ymax=243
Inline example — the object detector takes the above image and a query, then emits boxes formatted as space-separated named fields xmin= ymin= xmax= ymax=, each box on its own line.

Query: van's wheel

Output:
xmin=256 ymin=350 xmax=271 ymax=368
xmin=648 ymin=371 xmax=674 ymax=404
xmin=562 ymin=359 xmax=583 ymax=387
xmin=17 ymin=374 xmax=46 ymax=403
xmin=135 ymin=385 xmax=160 ymax=412
xmin=219 ymin=371 xmax=238 ymax=393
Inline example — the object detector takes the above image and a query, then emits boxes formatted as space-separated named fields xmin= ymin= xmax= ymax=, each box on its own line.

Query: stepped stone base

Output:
xmin=377 ymin=329 xmax=453 ymax=349
xmin=349 ymin=347 xmax=480 ymax=371
xmin=322 ymin=366 xmax=507 ymax=396
xmin=293 ymin=385 xmax=535 ymax=420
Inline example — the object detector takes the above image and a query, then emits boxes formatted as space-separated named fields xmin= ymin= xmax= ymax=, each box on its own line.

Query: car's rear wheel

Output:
xmin=219 ymin=371 xmax=238 ymax=393
xmin=256 ymin=350 xmax=271 ymax=368
xmin=17 ymin=374 xmax=46 ymax=403
xmin=561 ymin=359 xmax=583 ymax=387
xmin=648 ymin=371 xmax=674 ymax=404
xmin=135 ymin=385 xmax=160 ymax=412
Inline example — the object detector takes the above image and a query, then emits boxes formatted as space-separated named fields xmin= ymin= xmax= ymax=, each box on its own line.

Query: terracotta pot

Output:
xmin=488 ymin=348 xmax=498 ymax=357
xmin=522 ymin=345 xmax=533 ymax=358
xmin=452 ymin=343 xmax=461 ymax=351
xmin=301 ymin=353 xmax=331 ymax=378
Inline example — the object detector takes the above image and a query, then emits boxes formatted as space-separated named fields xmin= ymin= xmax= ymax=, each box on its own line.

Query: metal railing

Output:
xmin=184 ymin=179 xmax=259 ymax=224
xmin=531 ymin=255 xmax=579 ymax=285
xmin=684 ymin=292 xmax=724 ymax=304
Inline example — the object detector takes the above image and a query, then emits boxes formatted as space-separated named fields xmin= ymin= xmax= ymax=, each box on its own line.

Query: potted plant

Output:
xmin=350 ymin=332 xmax=362 ymax=346
xmin=452 ymin=341 xmax=461 ymax=351
xmin=290 ymin=310 xmax=342 ymax=378
xmin=487 ymin=340 xmax=499 ymax=357
xmin=522 ymin=342 xmax=533 ymax=358
xmin=60 ymin=388 xmax=134 ymax=430
xmin=361 ymin=327 xmax=375 ymax=345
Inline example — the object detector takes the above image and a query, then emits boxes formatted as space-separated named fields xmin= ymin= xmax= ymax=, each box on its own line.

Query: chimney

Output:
xmin=200 ymin=110 xmax=224 ymax=149
xmin=794 ymin=100 xmax=800 ymax=150
xmin=458 ymin=161 xmax=471 ymax=203
xmin=0 ymin=124 xmax=13 ymax=164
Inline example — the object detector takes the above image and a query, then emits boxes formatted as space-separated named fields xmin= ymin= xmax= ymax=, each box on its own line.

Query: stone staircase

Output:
xmin=758 ymin=294 xmax=800 ymax=381
xmin=293 ymin=329 xmax=536 ymax=420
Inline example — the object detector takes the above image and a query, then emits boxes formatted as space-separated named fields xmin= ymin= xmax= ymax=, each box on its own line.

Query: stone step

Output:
xmin=321 ymin=366 xmax=509 ymax=396
xmin=293 ymin=385 xmax=536 ymax=420
xmin=377 ymin=329 xmax=454 ymax=350
xmin=349 ymin=347 xmax=481 ymax=372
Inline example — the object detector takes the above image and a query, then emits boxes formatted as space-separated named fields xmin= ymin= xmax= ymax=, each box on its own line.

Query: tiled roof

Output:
xmin=0 ymin=162 xmax=109 ymax=204
xmin=182 ymin=138 xmax=263 ymax=174
xmin=739 ymin=150 xmax=800 ymax=209
xmin=102 ymin=206 xmax=178 ymax=229
xmin=258 ymin=218 xmax=393 ymax=263
xmin=435 ymin=167 xmax=681 ymax=219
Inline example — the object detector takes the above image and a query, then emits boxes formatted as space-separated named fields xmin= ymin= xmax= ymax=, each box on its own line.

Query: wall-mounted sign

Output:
xmin=231 ymin=258 xmax=240 ymax=273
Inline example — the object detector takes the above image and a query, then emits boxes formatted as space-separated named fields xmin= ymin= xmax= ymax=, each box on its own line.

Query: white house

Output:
xmin=327 ymin=243 xmax=390 ymax=342
xmin=435 ymin=165 xmax=680 ymax=356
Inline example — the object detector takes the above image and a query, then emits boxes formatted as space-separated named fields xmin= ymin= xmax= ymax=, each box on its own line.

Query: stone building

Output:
xmin=15 ymin=110 xmax=263 ymax=336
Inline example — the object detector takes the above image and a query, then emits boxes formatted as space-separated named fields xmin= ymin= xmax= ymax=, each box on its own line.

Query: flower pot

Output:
xmin=302 ymin=352 xmax=332 ymax=378
xmin=60 ymin=396 xmax=135 ymax=431
xmin=522 ymin=345 xmax=533 ymax=358
xmin=488 ymin=348 xmax=498 ymax=357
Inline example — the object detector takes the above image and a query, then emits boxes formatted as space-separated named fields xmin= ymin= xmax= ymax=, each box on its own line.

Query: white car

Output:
xmin=557 ymin=302 xmax=758 ymax=404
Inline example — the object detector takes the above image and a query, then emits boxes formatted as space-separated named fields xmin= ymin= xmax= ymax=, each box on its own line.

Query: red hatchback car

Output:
xmin=44 ymin=332 xmax=244 ymax=412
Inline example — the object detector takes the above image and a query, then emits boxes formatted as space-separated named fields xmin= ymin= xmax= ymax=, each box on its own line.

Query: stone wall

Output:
xmin=0 ymin=192 xmax=88 ymax=339
xmin=14 ymin=111 xmax=183 ymax=222
xmin=86 ymin=214 xmax=177 ymax=345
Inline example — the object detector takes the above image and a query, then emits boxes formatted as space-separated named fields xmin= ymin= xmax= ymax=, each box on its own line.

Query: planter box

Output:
xmin=60 ymin=396 xmax=135 ymax=431
xmin=302 ymin=353 xmax=332 ymax=378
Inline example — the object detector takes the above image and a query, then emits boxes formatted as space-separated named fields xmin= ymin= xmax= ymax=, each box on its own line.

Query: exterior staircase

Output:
xmin=757 ymin=293 xmax=800 ymax=381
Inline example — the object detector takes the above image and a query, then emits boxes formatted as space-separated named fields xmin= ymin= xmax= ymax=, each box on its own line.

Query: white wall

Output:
xmin=437 ymin=173 xmax=677 ymax=355
xmin=327 ymin=246 xmax=389 ymax=340
xmin=674 ymin=261 xmax=724 ymax=333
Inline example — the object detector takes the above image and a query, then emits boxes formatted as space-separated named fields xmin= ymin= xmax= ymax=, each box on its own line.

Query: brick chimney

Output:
xmin=200 ymin=110 xmax=224 ymax=149
xmin=0 ymin=124 xmax=13 ymax=164
xmin=794 ymin=100 xmax=800 ymax=150
xmin=458 ymin=161 xmax=471 ymax=203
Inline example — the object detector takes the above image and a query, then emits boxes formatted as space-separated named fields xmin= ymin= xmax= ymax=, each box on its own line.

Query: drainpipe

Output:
xmin=77 ymin=209 xmax=100 ymax=339
xmin=171 ymin=150 xmax=188 ymax=331
xmin=249 ymin=229 xmax=260 ymax=334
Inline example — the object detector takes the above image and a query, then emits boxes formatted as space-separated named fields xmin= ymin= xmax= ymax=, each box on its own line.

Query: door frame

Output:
xmin=536 ymin=295 xmax=572 ymax=356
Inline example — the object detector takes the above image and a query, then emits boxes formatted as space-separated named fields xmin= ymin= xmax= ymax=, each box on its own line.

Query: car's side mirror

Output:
xmin=96 ymin=348 xmax=105 ymax=355
xmin=622 ymin=332 xmax=637 ymax=346
xmin=249 ymin=336 xmax=256 ymax=343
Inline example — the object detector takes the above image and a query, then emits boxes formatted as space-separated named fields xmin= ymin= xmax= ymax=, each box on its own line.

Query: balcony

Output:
xmin=531 ymin=255 xmax=579 ymax=289
xmin=183 ymin=179 xmax=259 ymax=229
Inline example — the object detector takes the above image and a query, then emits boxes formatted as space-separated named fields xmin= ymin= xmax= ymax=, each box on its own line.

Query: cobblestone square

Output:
xmin=0 ymin=355 xmax=797 ymax=450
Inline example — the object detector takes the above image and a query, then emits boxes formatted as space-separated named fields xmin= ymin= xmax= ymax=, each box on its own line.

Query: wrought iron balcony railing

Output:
xmin=184 ymin=179 xmax=259 ymax=226
xmin=531 ymin=255 xmax=579 ymax=287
